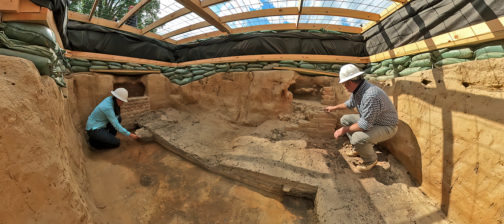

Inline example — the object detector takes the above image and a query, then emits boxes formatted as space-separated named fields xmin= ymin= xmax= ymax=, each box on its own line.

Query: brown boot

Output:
xmin=356 ymin=160 xmax=377 ymax=171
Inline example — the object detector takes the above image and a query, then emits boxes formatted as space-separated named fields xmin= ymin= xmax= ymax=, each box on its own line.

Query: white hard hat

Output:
xmin=339 ymin=64 xmax=365 ymax=83
xmin=111 ymin=88 xmax=128 ymax=102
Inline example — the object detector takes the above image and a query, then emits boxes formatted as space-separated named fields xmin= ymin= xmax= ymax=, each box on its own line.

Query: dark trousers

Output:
xmin=87 ymin=117 xmax=121 ymax=150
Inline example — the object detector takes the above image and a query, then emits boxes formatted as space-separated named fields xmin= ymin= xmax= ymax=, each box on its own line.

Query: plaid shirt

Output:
xmin=344 ymin=80 xmax=398 ymax=130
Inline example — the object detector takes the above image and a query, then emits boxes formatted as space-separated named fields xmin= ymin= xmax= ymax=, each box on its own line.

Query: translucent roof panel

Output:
xmin=153 ymin=13 xmax=205 ymax=36
xmin=299 ymin=15 xmax=369 ymax=27
xmin=302 ymin=0 xmax=394 ymax=14
xmin=210 ymin=0 xmax=299 ymax=17
xmin=227 ymin=15 xmax=298 ymax=29
xmin=154 ymin=0 xmax=184 ymax=20
xmin=171 ymin=26 xmax=219 ymax=41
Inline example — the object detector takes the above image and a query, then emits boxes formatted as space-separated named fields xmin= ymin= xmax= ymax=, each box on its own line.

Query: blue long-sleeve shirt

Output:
xmin=86 ymin=96 xmax=130 ymax=136
xmin=344 ymin=80 xmax=398 ymax=130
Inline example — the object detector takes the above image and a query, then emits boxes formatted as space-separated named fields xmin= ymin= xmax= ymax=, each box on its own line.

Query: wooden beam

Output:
xmin=177 ymin=54 xmax=369 ymax=67
xmin=162 ymin=21 xmax=210 ymax=39
xmin=117 ymin=0 xmax=151 ymax=28
xmin=389 ymin=0 xmax=407 ymax=3
xmin=369 ymin=16 xmax=504 ymax=62
xmin=141 ymin=8 xmax=191 ymax=34
xmin=220 ymin=8 xmax=298 ymax=23
xmin=65 ymin=50 xmax=177 ymax=67
xmin=302 ymin=7 xmax=380 ymax=22
xmin=175 ymin=0 xmax=230 ymax=33
xmin=231 ymin=24 xmax=297 ymax=34
xmin=88 ymin=0 xmax=100 ymax=21
xmin=201 ymin=0 xmax=228 ymax=8
xmin=273 ymin=67 xmax=338 ymax=77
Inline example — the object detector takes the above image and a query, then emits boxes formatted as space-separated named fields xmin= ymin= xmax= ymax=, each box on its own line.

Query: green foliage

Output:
xmin=68 ymin=0 xmax=160 ymax=30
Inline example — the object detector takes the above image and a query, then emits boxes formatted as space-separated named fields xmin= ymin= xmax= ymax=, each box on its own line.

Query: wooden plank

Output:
xmin=176 ymin=0 xmax=230 ymax=33
xmin=201 ymin=0 xmax=227 ymax=8
xmin=230 ymin=24 xmax=297 ymax=34
xmin=65 ymin=50 xmax=177 ymax=67
xmin=302 ymin=7 xmax=380 ymax=22
xmin=0 ymin=0 xmax=20 ymax=12
xmin=369 ymin=16 xmax=504 ymax=62
xmin=19 ymin=0 xmax=40 ymax=13
xmin=142 ymin=8 xmax=191 ymax=34
xmin=117 ymin=0 xmax=151 ymax=27
xmin=273 ymin=67 xmax=339 ymax=77
xmin=162 ymin=21 xmax=210 ymax=39
xmin=89 ymin=69 xmax=161 ymax=75
xmin=88 ymin=0 xmax=100 ymax=21
xmin=220 ymin=8 xmax=299 ymax=23
xmin=177 ymin=54 xmax=369 ymax=67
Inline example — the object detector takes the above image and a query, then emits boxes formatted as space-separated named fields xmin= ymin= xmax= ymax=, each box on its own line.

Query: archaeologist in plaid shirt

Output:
xmin=325 ymin=64 xmax=398 ymax=171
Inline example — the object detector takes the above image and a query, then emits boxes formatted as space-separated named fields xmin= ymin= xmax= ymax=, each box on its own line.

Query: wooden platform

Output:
xmin=89 ymin=69 xmax=161 ymax=75
xmin=273 ymin=67 xmax=339 ymax=77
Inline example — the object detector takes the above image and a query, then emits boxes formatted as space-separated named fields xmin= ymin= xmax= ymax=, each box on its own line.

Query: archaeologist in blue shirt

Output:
xmin=325 ymin=64 xmax=398 ymax=171
xmin=86 ymin=88 xmax=139 ymax=149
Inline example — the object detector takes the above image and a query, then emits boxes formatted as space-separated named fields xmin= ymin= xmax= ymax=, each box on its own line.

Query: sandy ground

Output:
xmin=85 ymin=137 xmax=317 ymax=224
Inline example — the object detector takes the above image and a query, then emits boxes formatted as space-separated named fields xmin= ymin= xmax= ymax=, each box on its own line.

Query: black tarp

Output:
xmin=363 ymin=0 xmax=504 ymax=55
xmin=174 ymin=32 xmax=366 ymax=62
xmin=30 ymin=0 xmax=69 ymax=48
xmin=67 ymin=21 xmax=177 ymax=62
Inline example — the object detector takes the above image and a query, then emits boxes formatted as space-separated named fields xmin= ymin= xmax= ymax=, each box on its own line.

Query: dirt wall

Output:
xmin=0 ymin=56 xmax=93 ymax=223
xmin=379 ymin=58 xmax=504 ymax=224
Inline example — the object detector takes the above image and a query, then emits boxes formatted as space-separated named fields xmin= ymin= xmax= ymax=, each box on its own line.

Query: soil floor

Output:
xmin=86 ymin=137 xmax=317 ymax=224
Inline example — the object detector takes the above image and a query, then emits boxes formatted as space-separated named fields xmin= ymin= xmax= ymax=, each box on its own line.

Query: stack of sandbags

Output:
xmin=69 ymin=58 xmax=162 ymax=73
xmin=398 ymin=52 xmax=433 ymax=77
xmin=0 ymin=22 xmax=70 ymax=87
xmin=474 ymin=45 xmax=504 ymax=60
xmin=434 ymin=48 xmax=472 ymax=68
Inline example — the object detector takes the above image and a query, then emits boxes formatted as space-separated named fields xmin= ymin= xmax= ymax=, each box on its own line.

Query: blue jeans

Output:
xmin=340 ymin=114 xmax=398 ymax=163
xmin=87 ymin=117 xmax=121 ymax=149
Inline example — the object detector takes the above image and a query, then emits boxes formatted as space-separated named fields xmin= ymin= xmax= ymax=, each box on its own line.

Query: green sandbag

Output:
xmin=474 ymin=45 xmax=504 ymax=57
xmin=164 ymin=71 xmax=175 ymax=77
xmin=216 ymin=64 xmax=229 ymax=69
xmin=1 ymin=22 xmax=57 ymax=49
xmin=412 ymin=53 xmax=431 ymax=61
xmin=90 ymin=65 xmax=108 ymax=70
xmin=299 ymin=63 xmax=315 ymax=69
xmin=0 ymin=48 xmax=51 ymax=75
xmin=247 ymin=63 xmax=263 ymax=68
xmin=134 ymin=66 xmax=147 ymax=70
xmin=71 ymin=66 xmax=89 ymax=72
xmin=376 ymin=75 xmax=395 ymax=81
xmin=170 ymin=74 xmax=182 ymax=80
xmin=432 ymin=48 xmax=449 ymax=59
xmin=316 ymin=64 xmax=331 ymax=70
xmin=370 ymin=64 xmax=381 ymax=73
xmin=441 ymin=48 xmax=473 ymax=59
xmin=107 ymin=62 xmax=122 ymax=67
xmin=190 ymin=64 xmax=201 ymax=68
xmin=192 ymin=75 xmax=205 ymax=81
xmin=475 ymin=52 xmax=504 ymax=60
xmin=203 ymin=71 xmax=216 ymax=76
xmin=0 ymin=32 xmax=57 ymax=62
xmin=373 ymin=66 xmax=390 ymax=75
xmin=108 ymin=65 xmax=121 ymax=69
xmin=409 ymin=59 xmax=432 ymax=68
xmin=160 ymin=66 xmax=172 ymax=73
xmin=231 ymin=65 xmax=246 ymax=70
xmin=331 ymin=64 xmax=342 ymax=70
xmin=247 ymin=68 xmax=262 ymax=71
xmin=230 ymin=62 xmax=248 ymax=67
xmin=229 ymin=68 xmax=245 ymax=72
xmin=175 ymin=69 xmax=190 ymax=74
xmin=122 ymin=65 xmax=133 ymax=69
xmin=216 ymin=68 xmax=228 ymax=72
xmin=393 ymin=56 xmax=411 ymax=65
xmin=182 ymin=73 xmax=193 ymax=78
xmin=381 ymin=59 xmax=393 ymax=67
xmin=201 ymin=67 xmax=215 ymax=71
xmin=201 ymin=63 xmax=215 ymax=67
xmin=192 ymin=70 xmax=206 ymax=75
xmin=278 ymin=63 xmax=297 ymax=68
xmin=190 ymin=67 xmax=204 ymax=71
xmin=397 ymin=65 xmax=406 ymax=71
xmin=146 ymin=64 xmax=160 ymax=69
xmin=434 ymin=58 xmax=469 ymax=68
xmin=70 ymin=59 xmax=91 ymax=67
xmin=399 ymin=67 xmax=424 ymax=76
xmin=126 ymin=62 xmax=141 ymax=67
xmin=279 ymin=60 xmax=296 ymax=65
xmin=91 ymin=60 xmax=108 ymax=66
xmin=179 ymin=77 xmax=192 ymax=85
